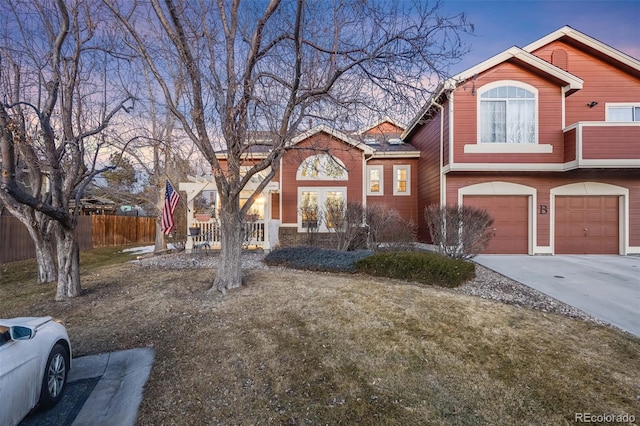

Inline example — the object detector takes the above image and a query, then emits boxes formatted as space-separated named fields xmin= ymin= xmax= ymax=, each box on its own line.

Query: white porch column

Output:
xmin=186 ymin=197 xmax=195 ymax=251
xmin=263 ymin=191 xmax=271 ymax=251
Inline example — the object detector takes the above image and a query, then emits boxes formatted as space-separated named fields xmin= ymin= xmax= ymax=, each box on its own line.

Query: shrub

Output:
xmin=324 ymin=200 xmax=366 ymax=251
xmin=425 ymin=204 xmax=494 ymax=259
xmin=366 ymin=204 xmax=416 ymax=251
xmin=264 ymin=246 xmax=374 ymax=273
xmin=355 ymin=251 xmax=475 ymax=288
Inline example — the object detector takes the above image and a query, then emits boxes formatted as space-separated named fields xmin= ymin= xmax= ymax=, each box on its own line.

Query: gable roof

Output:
xmin=403 ymin=26 xmax=640 ymax=139
xmin=355 ymin=117 xmax=405 ymax=135
xmin=290 ymin=124 xmax=375 ymax=155
xmin=450 ymin=46 xmax=584 ymax=92
xmin=524 ymin=26 xmax=640 ymax=75
xmin=215 ymin=124 xmax=419 ymax=159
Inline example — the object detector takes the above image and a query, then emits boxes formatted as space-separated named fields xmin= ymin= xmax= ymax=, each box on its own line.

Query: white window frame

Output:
xmin=393 ymin=165 xmax=410 ymax=196
xmin=366 ymin=165 xmax=384 ymax=196
xmin=476 ymin=80 xmax=539 ymax=145
xmin=606 ymin=103 xmax=640 ymax=122
xmin=297 ymin=187 xmax=347 ymax=232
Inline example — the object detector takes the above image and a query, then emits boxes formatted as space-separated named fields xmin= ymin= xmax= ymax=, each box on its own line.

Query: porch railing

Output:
xmin=190 ymin=219 xmax=265 ymax=248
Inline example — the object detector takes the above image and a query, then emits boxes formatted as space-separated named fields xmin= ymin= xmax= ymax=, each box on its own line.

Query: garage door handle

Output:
xmin=493 ymin=228 xmax=497 ymax=236
xmin=584 ymin=227 xmax=588 ymax=236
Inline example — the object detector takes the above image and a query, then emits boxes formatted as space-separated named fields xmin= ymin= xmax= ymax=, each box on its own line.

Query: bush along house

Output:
xmin=179 ymin=118 xmax=420 ymax=251
xmin=404 ymin=26 xmax=640 ymax=255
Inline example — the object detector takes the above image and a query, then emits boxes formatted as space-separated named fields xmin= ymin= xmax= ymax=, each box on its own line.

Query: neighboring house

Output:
xmin=69 ymin=196 xmax=117 ymax=215
xmin=403 ymin=26 xmax=640 ymax=255
xmin=179 ymin=118 xmax=420 ymax=250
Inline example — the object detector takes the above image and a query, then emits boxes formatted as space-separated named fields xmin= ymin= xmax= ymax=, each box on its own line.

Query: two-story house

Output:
xmin=404 ymin=26 xmax=640 ymax=255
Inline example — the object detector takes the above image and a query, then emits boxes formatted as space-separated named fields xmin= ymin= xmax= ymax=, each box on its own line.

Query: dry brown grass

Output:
xmin=1 ymin=249 xmax=638 ymax=425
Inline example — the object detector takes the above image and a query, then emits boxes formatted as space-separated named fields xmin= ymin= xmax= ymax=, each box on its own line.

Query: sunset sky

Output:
xmin=440 ymin=0 xmax=640 ymax=74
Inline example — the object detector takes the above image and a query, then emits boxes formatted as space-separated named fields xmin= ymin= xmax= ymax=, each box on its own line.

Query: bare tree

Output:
xmin=98 ymin=60 xmax=195 ymax=253
xmin=325 ymin=200 xmax=364 ymax=251
xmin=365 ymin=204 xmax=416 ymax=251
xmin=106 ymin=0 xmax=472 ymax=292
xmin=425 ymin=204 xmax=494 ymax=259
xmin=0 ymin=0 xmax=133 ymax=299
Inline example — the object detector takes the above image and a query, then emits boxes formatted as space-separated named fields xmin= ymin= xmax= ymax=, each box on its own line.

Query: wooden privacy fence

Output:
xmin=0 ymin=215 xmax=156 ymax=264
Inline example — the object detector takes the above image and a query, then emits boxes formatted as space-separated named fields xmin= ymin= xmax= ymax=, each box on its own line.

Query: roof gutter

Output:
xmin=402 ymin=81 xmax=454 ymax=140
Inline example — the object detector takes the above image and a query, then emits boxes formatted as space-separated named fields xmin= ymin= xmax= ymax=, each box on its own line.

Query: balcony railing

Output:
xmin=564 ymin=122 xmax=640 ymax=168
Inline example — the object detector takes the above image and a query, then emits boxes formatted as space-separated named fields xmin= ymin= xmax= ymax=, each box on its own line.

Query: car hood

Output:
xmin=0 ymin=316 xmax=53 ymax=328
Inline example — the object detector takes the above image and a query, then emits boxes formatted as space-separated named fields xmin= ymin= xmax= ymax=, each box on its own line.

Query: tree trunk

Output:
xmin=1 ymin=203 xmax=57 ymax=282
xmin=154 ymin=216 xmax=166 ymax=253
xmin=54 ymin=224 xmax=82 ymax=300
xmin=212 ymin=201 xmax=243 ymax=293
xmin=33 ymin=234 xmax=57 ymax=283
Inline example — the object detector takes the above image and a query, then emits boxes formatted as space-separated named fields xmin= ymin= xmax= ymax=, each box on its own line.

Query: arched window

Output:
xmin=296 ymin=154 xmax=348 ymax=180
xmin=479 ymin=82 xmax=537 ymax=144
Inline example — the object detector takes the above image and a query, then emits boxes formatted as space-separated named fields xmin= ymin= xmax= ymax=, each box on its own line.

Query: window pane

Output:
xmin=480 ymin=101 xmax=506 ymax=142
xmin=326 ymin=191 xmax=343 ymax=207
xmin=634 ymin=107 xmax=640 ymax=121
xmin=301 ymin=191 xmax=318 ymax=229
xmin=396 ymin=169 xmax=407 ymax=192
xmin=325 ymin=192 xmax=344 ymax=229
xmin=369 ymin=169 xmax=380 ymax=192
xmin=480 ymin=87 xmax=535 ymax=143
xmin=507 ymin=99 xmax=535 ymax=143
xmin=609 ymin=107 xmax=633 ymax=122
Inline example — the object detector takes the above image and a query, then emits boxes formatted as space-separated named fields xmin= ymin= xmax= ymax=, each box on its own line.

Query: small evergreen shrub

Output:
xmin=355 ymin=251 xmax=475 ymax=288
xmin=264 ymin=246 xmax=374 ymax=273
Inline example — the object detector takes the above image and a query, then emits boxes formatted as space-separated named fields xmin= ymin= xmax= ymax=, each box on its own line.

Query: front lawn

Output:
xmin=1 ymin=248 xmax=638 ymax=425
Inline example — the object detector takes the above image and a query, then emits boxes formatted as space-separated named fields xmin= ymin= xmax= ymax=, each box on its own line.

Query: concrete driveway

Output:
xmin=21 ymin=348 xmax=154 ymax=426
xmin=474 ymin=255 xmax=640 ymax=337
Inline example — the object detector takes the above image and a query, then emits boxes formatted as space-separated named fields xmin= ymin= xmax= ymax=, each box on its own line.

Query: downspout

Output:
xmin=363 ymin=152 xmax=374 ymax=242
xmin=432 ymin=99 xmax=445 ymax=206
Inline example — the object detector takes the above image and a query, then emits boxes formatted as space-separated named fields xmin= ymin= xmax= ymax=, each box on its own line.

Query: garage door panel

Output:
xmin=555 ymin=196 xmax=618 ymax=254
xmin=464 ymin=195 xmax=528 ymax=254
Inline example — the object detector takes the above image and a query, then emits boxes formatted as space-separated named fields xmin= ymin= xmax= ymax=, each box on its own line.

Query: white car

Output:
xmin=0 ymin=316 xmax=72 ymax=426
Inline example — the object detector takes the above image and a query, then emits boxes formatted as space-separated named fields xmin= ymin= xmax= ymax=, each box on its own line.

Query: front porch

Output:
xmin=178 ymin=175 xmax=279 ymax=252
xmin=188 ymin=218 xmax=266 ymax=250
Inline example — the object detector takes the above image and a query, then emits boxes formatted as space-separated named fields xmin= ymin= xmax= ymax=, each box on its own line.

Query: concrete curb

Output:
xmin=70 ymin=348 xmax=155 ymax=426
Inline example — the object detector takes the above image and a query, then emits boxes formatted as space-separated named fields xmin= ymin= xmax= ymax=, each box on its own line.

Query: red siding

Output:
xmin=280 ymin=133 xmax=364 ymax=225
xmin=581 ymin=126 xmax=640 ymax=159
xmin=366 ymin=158 xmax=419 ymax=224
xmin=406 ymin=106 xmax=444 ymax=241
xmin=363 ymin=121 xmax=404 ymax=135
xmin=271 ymin=193 xmax=280 ymax=220
xmin=563 ymin=128 xmax=577 ymax=162
xmin=451 ymin=62 xmax=566 ymax=164
xmin=533 ymin=40 xmax=640 ymax=127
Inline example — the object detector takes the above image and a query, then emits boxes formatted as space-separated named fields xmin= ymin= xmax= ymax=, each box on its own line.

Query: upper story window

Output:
xmin=606 ymin=104 xmax=640 ymax=122
xmin=479 ymin=82 xmax=537 ymax=144
xmin=296 ymin=154 xmax=347 ymax=180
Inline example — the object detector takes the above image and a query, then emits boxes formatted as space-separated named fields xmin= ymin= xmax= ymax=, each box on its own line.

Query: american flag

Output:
xmin=161 ymin=180 xmax=180 ymax=235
